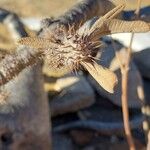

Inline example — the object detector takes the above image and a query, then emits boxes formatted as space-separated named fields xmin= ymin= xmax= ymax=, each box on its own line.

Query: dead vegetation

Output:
xmin=0 ymin=0 xmax=150 ymax=149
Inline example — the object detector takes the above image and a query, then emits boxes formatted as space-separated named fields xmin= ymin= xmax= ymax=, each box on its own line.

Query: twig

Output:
xmin=120 ymin=0 xmax=142 ymax=150
xmin=121 ymin=63 xmax=136 ymax=150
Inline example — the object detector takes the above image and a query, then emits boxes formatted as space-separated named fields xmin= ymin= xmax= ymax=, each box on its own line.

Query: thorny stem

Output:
xmin=121 ymin=0 xmax=142 ymax=150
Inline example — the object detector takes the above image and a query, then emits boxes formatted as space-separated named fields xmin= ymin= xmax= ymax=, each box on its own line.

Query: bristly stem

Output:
xmin=121 ymin=0 xmax=142 ymax=150
xmin=0 ymin=48 xmax=43 ymax=86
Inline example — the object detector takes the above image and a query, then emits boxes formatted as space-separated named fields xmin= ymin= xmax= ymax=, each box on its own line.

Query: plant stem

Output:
xmin=121 ymin=67 xmax=136 ymax=150
xmin=121 ymin=0 xmax=142 ymax=150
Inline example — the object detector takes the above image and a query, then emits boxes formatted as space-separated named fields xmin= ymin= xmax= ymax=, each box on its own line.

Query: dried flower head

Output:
xmin=18 ymin=4 xmax=150 ymax=93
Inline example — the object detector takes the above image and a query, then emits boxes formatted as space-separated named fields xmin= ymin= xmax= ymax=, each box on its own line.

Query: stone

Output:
xmin=143 ymin=79 xmax=150 ymax=104
xmin=53 ymin=133 xmax=74 ymax=150
xmin=133 ymin=48 xmax=150 ymax=79
xmin=70 ymin=129 xmax=94 ymax=146
xmin=82 ymin=138 xmax=145 ymax=150
xmin=88 ymin=40 xmax=144 ymax=108
xmin=50 ymin=75 xmax=95 ymax=117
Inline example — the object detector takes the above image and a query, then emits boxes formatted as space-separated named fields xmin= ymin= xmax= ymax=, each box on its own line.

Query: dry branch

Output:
xmin=119 ymin=0 xmax=144 ymax=150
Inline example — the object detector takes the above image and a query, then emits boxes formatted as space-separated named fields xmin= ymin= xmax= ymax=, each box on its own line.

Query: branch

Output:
xmin=120 ymin=0 xmax=143 ymax=150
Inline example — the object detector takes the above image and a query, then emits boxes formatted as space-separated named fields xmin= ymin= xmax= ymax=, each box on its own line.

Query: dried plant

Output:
xmin=18 ymin=4 xmax=150 ymax=93
xmin=113 ymin=0 xmax=145 ymax=150
xmin=0 ymin=0 xmax=149 ymax=149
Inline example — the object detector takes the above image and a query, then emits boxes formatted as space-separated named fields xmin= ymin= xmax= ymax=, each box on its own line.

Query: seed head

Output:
xmin=44 ymin=26 xmax=102 ymax=72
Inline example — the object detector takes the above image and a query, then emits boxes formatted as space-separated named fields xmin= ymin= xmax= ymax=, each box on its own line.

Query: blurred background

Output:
xmin=0 ymin=0 xmax=150 ymax=150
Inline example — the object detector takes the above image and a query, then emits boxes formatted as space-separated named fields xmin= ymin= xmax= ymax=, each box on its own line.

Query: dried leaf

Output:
xmin=81 ymin=61 xmax=118 ymax=93
xmin=102 ymin=19 xmax=150 ymax=34
xmin=18 ymin=37 xmax=57 ymax=49
xmin=89 ymin=4 xmax=125 ymax=34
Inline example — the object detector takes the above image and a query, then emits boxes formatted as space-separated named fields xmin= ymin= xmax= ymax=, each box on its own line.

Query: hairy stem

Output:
xmin=0 ymin=48 xmax=43 ymax=86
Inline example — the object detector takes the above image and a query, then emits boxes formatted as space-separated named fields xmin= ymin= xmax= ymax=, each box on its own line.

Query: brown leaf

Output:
xmin=81 ymin=61 xmax=118 ymax=93
xmin=18 ymin=37 xmax=57 ymax=49
xmin=89 ymin=4 xmax=125 ymax=34
xmin=102 ymin=19 xmax=150 ymax=34
xmin=89 ymin=19 xmax=150 ymax=40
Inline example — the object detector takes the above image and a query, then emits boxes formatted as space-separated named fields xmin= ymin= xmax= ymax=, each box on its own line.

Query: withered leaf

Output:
xmin=101 ymin=19 xmax=150 ymax=34
xmin=18 ymin=37 xmax=57 ymax=49
xmin=89 ymin=4 xmax=125 ymax=34
xmin=81 ymin=61 xmax=118 ymax=93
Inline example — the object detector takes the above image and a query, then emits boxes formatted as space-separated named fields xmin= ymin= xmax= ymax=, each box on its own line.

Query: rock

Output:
xmin=70 ymin=129 xmax=94 ymax=146
xmin=88 ymin=40 xmax=144 ymax=108
xmin=53 ymin=100 xmax=143 ymax=136
xmin=50 ymin=75 xmax=95 ymax=117
xmin=133 ymin=48 xmax=150 ymax=79
xmin=143 ymin=79 xmax=150 ymax=104
xmin=82 ymin=138 xmax=145 ymax=150
xmin=53 ymin=133 xmax=74 ymax=150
